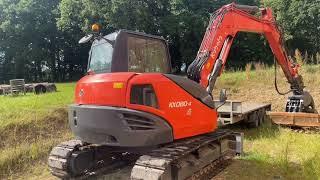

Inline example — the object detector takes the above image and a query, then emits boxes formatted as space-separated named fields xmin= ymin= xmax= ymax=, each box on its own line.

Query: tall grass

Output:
xmin=295 ymin=49 xmax=304 ymax=65
xmin=245 ymin=63 xmax=252 ymax=80
xmin=241 ymin=125 xmax=320 ymax=179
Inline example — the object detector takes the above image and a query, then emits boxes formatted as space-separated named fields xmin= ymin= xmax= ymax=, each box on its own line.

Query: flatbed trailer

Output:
xmin=214 ymin=100 xmax=271 ymax=128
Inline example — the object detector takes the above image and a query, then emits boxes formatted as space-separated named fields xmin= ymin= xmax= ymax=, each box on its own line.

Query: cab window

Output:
xmin=127 ymin=36 xmax=169 ymax=73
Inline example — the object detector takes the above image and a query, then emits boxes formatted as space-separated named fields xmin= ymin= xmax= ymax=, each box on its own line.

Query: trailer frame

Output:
xmin=214 ymin=100 xmax=271 ymax=127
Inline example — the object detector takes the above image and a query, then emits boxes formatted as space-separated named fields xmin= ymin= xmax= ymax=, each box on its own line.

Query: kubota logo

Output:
xmin=211 ymin=36 xmax=223 ymax=58
xmin=79 ymin=89 xmax=84 ymax=97
xmin=169 ymin=101 xmax=192 ymax=108
xmin=205 ymin=35 xmax=223 ymax=70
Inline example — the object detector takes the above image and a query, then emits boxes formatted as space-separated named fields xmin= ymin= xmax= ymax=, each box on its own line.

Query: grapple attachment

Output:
xmin=286 ymin=91 xmax=316 ymax=113
xmin=269 ymin=90 xmax=319 ymax=128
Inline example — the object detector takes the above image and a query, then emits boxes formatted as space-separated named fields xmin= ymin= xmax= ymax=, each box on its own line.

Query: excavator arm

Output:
xmin=187 ymin=3 xmax=315 ymax=113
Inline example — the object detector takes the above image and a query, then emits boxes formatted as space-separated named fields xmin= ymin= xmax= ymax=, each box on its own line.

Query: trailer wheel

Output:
xmin=258 ymin=109 xmax=266 ymax=125
xmin=248 ymin=111 xmax=259 ymax=128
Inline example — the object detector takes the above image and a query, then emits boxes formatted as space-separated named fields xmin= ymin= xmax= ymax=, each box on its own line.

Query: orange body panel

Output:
xmin=126 ymin=74 xmax=217 ymax=139
xmin=75 ymin=72 xmax=136 ymax=107
xmin=75 ymin=73 xmax=218 ymax=140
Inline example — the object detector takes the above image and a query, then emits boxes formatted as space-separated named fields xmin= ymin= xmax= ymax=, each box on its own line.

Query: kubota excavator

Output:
xmin=48 ymin=3 xmax=317 ymax=179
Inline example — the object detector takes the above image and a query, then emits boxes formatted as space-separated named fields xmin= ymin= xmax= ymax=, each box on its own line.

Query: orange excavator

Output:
xmin=48 ymin=3 xmax=316 ymax=179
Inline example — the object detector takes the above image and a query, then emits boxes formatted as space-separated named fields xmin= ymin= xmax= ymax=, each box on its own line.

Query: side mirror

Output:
xmin=79 ymin=34 xmax=94 ymax=44
xmin=172 ymin=63 xmax=187 ymax=75
xmin=219 ymin=89 xmax=227 ymax=102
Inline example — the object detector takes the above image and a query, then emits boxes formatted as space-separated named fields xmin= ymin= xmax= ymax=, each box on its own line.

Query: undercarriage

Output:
xmin=48 ymin=130 xmax=243 ymax=179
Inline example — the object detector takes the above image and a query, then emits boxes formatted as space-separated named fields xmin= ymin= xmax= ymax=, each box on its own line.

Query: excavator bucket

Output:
xmin=268 ymin=112 xmax=320 ymax=128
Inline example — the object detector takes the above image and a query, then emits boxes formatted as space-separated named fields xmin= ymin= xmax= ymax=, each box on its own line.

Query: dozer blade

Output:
xmin=268 ymin=112 xmax=320 ymax=127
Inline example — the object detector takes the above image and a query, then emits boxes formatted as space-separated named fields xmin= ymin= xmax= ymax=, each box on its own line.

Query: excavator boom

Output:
xmin=187 ymin=3 xmax=315 ymax=113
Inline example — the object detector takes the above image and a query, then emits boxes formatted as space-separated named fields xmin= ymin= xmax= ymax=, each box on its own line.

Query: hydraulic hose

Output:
xmin=274 ymin=57 xmax=292 ymax=95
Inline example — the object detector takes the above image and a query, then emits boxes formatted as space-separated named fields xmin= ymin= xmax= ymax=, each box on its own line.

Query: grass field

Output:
xmin=1 ymin=65 xmax=320 ymax=179
xmin=0 ymin=83 xmax=75 ymax=179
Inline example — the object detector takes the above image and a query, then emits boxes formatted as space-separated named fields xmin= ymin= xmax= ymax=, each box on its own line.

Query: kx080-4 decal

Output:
xmin=169 ymin=101 xmax=192 ymax=108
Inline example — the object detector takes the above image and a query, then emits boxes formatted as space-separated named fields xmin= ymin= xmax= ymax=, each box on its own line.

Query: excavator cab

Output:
xmin=85 ymin=30 xmax=171 ymax=74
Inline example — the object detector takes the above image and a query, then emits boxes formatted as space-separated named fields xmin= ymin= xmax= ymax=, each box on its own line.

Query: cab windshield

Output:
xmin=88 ymin=33 xmax=117 ymax=73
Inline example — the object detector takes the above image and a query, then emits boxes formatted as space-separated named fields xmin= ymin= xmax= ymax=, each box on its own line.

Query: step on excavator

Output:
xmin=48 ymin=3 xmax=317 ymax=179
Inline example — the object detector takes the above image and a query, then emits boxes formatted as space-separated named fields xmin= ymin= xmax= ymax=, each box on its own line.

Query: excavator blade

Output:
xmin=268 ymin=112 xmax=320 ymax=128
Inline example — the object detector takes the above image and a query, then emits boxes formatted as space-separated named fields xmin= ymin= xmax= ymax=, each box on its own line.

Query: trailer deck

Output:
xmin=214 ymin=100 xmax=271 ymax=127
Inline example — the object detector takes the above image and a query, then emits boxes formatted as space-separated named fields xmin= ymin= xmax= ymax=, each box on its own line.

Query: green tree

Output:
xmin=0 ymin=0 xmax=61 ymax=81
xmin=264 ymin=0 xmax=320 ymax=55
xmin=0 ymin=0 xmax=90 ymax=82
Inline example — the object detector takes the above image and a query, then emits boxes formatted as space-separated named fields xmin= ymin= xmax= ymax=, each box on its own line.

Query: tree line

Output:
xmin=0 ymin=0 xmax=318 ymax=83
